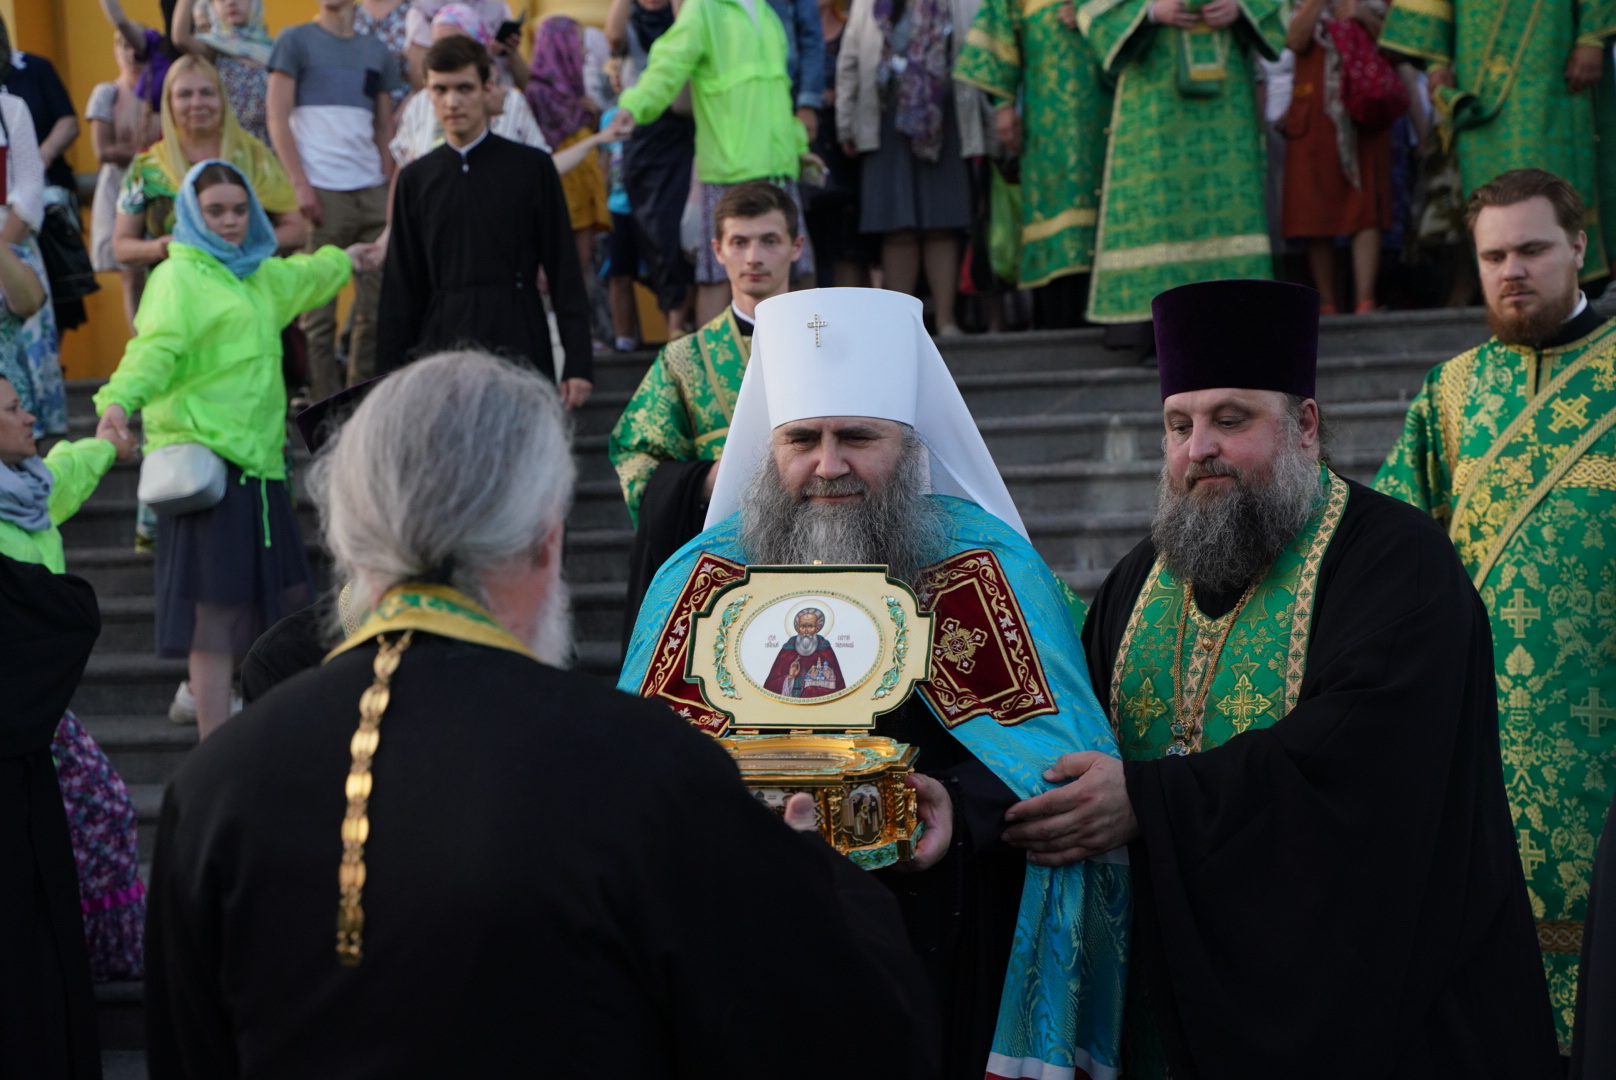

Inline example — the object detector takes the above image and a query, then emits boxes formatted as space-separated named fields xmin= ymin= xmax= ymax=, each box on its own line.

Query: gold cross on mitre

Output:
xmin=807 ymin=314 xmax=828 ymax=347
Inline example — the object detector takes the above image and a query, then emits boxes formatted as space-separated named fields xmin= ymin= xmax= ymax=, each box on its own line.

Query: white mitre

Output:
xmin=703 ymin=287 xmax=1027 ymax=538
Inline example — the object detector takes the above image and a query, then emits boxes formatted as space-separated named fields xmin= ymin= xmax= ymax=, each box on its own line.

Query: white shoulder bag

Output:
xmin=138 ymin=443 xmax=228 ymax=516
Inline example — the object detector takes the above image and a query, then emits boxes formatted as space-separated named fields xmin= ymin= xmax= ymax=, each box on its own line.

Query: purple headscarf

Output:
xmin=431 ymin=3 xmax=494 ymax=46
xmin=872 ymin=0 xmax=950 ymax=163
xmin=525 ymin=16 xmax=591 ymax=149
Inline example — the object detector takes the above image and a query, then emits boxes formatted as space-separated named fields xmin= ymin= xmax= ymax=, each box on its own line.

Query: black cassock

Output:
xmin=1082 ymin=480 xmax=1560 ymax=1079
xmin=1572 ymin=792 xmax=1616 ymax=1077
xmin=376 ymin=133 xmax=593 ymax=382
xmin=146 ymin=633 xmax=938 ymax=1079
xmin=0 ymin=554 xmax=101 ymax=1079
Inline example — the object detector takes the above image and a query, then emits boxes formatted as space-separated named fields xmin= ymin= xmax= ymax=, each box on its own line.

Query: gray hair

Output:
xmin=309 ymin=350 xmax=575 ymax=620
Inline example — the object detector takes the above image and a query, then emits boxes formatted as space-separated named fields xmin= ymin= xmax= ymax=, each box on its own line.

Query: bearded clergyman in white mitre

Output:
xmin=617 ymin=287 xmax=1131 ymax=1080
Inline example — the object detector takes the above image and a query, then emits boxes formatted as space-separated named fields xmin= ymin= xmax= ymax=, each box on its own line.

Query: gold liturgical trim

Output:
xmin=336 ymin=630 xmax=413 ymax=966
xmin=1094 ymin=233 xmax=1271 ymax=272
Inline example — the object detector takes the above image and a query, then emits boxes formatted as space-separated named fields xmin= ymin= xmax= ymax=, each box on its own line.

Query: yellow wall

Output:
xmin=14 ymin=0 xmax=607 ymax=379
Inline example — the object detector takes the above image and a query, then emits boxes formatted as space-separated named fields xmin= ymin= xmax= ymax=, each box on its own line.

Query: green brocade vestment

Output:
xmin=609 ymin=310 xmax=752 ymax=524
xmin=1075 ymin=0 xmax=1282 ymax=323
xmin=954 ymin=0 xmax=1113 ymax=288
xmin=1374 ymin=318 xmax=1616 ymax=1048
xmin=1379 ymin=0 xmax=1616 ymax=272
xmin=1108 ymin=467 xmax=1349 ymax=1079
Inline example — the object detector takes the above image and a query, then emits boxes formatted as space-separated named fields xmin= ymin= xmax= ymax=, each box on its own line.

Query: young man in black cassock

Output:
xmin=0 ymin=554 xmax=101 ymax=1078
xmin=1000 ymin=279 xmax=1563 ymax=1078
xmin=143 ymin=351 xmax=937 ymax=1080
xmin=374 ymin=34 xmax=598 ymax=409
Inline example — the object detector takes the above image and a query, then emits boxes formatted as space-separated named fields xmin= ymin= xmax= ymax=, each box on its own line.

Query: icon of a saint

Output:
xmin=763 ymin=608 xmax=846 ymax=698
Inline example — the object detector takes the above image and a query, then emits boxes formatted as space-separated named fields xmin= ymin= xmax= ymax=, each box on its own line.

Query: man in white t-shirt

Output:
xmin=268 ymin=0 xmax=403 ymax=399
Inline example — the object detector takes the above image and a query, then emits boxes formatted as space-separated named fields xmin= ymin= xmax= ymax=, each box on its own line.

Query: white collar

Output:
xmin=1569 ymin=291 xmax=1589 ymax=321
xmin=448 ymin=126 xmax=490 ymax=157
xmin=10 ymin=52 xmax=25 ymax=71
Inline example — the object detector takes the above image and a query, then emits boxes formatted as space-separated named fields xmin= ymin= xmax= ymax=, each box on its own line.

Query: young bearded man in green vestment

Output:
xmin=1379 ymin=0 xmax=1616 ymax=276
xmin=1074 ymin=0 xmax=1283 ymax=324
xmin=1375 ymin=169 xmax=1616 ymax=1054
xmin=953 ymin=0 xmax=1112 ymax=306
xmin=610 ymin=180 xmax=805 ymax=641
xmin=1005 ymin=278 xmax=1560 ymax=1078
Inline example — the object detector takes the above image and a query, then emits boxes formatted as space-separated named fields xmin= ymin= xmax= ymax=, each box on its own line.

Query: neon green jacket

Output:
xmin=618 ymin=0 xmax=807 ymax=184
xmin=0 ymin=438 xmax=117 ymax=573
xmin=94 ymin=243 xmax=352 ymax=480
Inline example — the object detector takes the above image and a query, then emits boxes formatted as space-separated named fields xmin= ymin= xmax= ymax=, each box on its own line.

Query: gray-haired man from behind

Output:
xmin=142 ymin=350 xmax=938 ymax=1080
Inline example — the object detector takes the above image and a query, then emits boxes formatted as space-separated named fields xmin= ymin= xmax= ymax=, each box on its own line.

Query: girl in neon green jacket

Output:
xmin=0 ymin=377 xmax=138 ymax=572
xmin=93 ymin=159 xmax=360 ymax=737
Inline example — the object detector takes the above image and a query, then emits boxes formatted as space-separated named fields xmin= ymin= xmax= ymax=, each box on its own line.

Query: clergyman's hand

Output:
xmin=1151 ymin=0 xmax=1201 ymax=26
xmin=1427 ymin=64 xmax=1456 ymax=107
xmin=892 ymin=772 xmax=953 ymax=872
xmin=1057 ymin=0 xmax=1077 ymax=28
xmin=1200 ymin=0 xmax=1240 ymax=28
xmin=995 ymin=104 xmax=1023 ymax=157
xmin=1002 ymin=751 xmax=1137 ymax=867
xmin=559 ymin=377 xmax=593 ymax=411
xmin=784 ymin=792 xmax=819 ymax=832
xmin=1567 ymin=44 xmax=1603 ymax=94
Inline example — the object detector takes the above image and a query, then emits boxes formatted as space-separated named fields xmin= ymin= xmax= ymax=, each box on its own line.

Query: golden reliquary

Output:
xmin=686 ymin=566 xmax=934 ymax=869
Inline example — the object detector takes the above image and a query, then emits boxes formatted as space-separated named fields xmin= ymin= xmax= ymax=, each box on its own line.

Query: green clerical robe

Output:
xmin=1075 ymin=0 xmax=1282 ymax=323
xmin=1375 ymin=314 xmax=1616 ymax=1049
xmin=1379 ymin=0 xmax=1616 ymax=273
xmin=954 ymin=0 xmax=1112 ymax=289
xmin=609 ymin=310 xmax=751 ymax=525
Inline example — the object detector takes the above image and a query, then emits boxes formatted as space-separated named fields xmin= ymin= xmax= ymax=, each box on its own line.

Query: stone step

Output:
xmin=81 ymin=715 xmax=196 ymax=787
xmin=73 ymin=654 xmax=190 ymax=717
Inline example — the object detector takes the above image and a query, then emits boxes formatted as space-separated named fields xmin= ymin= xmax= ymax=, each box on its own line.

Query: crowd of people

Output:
xmin=1 ymin=0 xmax=1616 ymax=1077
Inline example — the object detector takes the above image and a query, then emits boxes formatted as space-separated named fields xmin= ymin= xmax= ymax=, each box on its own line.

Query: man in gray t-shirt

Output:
xmin=268 ymin=0 xmax=403 ymax=399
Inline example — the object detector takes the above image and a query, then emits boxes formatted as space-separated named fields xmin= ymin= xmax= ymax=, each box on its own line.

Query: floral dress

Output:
xmin=355 ymin=0 xmax=414 ymax=108
xmin=0 ymin=239 xmax=64 ymax=438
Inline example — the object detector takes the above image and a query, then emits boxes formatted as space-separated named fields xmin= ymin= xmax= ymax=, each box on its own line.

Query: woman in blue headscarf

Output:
xmin=94 ymin=159 xmax=364 ymax=737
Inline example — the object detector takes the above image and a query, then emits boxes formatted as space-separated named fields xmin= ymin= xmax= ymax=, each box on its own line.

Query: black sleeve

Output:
xmin=619 ymin=459 xmax=714 ymax=655
xmin=621 ymin=716 xmax=938 ymax=1079
xmin=33 ymin=57 xmax=75 ymax=127
xmin=1123 ymin=488 xmax=1558 ymax=1078
xmin=533 ymin=152 xmax=594 ymax=383
xmin=375 ymin=165 xmax=428 ymax=373
xmin=0 ymin=556 xmax=99 ymax=757
xmin=144 ymin=783 xmax=241 ymax=1080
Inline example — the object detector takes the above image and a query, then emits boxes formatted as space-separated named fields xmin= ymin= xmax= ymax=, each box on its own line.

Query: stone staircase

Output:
xmin=62 ymin=305 xmax=1491 ymax=1073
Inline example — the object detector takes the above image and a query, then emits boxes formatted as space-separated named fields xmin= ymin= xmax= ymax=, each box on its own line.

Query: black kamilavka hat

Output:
xmin=1152 ymin=279 xmax=1321 ymax=401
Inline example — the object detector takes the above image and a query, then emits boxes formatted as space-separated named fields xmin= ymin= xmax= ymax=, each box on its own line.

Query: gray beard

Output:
xmin=528 ymin=578 xmax=575 ymax=668
xmin=1150 ymin=440 xmax=1324 ymax=596
xmin=794 ymin=634 xmax=821 ymax=656
xmin=738 ymin=433 xmax=950 ymax=586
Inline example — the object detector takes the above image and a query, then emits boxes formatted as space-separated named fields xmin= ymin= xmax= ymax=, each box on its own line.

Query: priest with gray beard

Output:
xmin=143 ymin=351 xmax=941 ymax=1080
xmin=620 ymin=288 xmax=1131 ymax=1080
xmin=1005 ymin=279 xmax=1560 ymax=1080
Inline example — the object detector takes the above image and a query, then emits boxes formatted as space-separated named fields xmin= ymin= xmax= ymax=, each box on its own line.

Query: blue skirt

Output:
xmin=153 ymin=462 xmax=312 ymax=658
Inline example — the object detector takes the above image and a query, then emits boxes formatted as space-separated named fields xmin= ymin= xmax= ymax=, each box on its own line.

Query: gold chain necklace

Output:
xmin=1166 ymin=577 xmax=1260 ymax=757
xmin=336 ymin=630 xmax=413 ymax=966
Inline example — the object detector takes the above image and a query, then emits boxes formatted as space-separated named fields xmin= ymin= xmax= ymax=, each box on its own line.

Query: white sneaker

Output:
xmin=168 ymin=681 xmax=245 ymax=723
xmin=168 ymin=681 xmax=197 ymax=725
